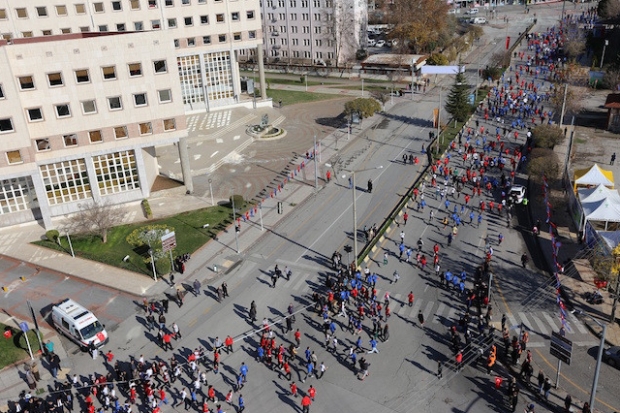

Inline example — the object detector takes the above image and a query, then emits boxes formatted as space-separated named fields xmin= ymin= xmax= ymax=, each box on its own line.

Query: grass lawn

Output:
xmin=266 ymin=89 xmax=344 ymax=106
xmin=0 ymin=324 xmax=42 ymax=369
xmin=338 ymin=84 xmax=409 ymax=92
xmin=33 ymin=205 xmax=240 ymax=276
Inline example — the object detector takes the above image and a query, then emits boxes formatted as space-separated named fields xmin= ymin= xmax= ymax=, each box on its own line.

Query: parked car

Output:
xmin=375 ymin=40 xmax=386 ymax=48
xmin=471 ymin=17 xmax=487 ymax=24
xmin=367 ymin=39 xmax=376 ymax=47
xmin=508 ymin=185 xmax=526 ymax=204
xmin=603 ymin=346 xmax=620 ymax=368
xmin=466 ymin=8 xmax=479 ymax=14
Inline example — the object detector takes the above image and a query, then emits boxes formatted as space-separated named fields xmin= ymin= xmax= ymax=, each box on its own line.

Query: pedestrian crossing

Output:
xmin=271 ymin=260 xmax=599 ymax=347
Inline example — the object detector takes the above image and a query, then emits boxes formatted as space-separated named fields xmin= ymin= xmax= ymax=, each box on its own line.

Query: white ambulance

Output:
xmin=51 ymin=298 xmax=108 ymax=350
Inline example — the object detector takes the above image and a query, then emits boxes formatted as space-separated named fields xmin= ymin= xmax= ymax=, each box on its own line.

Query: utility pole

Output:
xmin=314 ymin=134 xmax=318 ymax=190
xmin=559 ymin=83 xmax=568 ymax=127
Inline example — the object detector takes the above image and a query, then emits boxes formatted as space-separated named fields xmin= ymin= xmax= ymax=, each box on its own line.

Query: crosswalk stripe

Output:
xmin=529 ymin=314 xmax=549 ymax=336
xmin=567 ymin=312 xmax=588 ymax=335
xmin=518 ymin=312 xmax=533 ymax=332
xmin=507 ymin=314 xmax=519 ymax=331
xmin=445 ymin=307 xmax=459 ymax=324
xmin=422 ymin=301 xmax=434 ymax=323
xmin=540 ymin=312 xmax=560 ymax=333
xmin=291 ymin=272 xmax=309 ymax=291
xmin=432 ymin=303 xmax=446 ymax=323
xmin=409 ymin=299 xmax=423 ymax=319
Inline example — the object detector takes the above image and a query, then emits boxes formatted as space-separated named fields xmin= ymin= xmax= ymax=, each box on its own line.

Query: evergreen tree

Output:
xmin=445 ymin=70 xmax=471 ymax=122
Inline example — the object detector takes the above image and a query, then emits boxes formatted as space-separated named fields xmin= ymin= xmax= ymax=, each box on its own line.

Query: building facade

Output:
xmin=0 ymin=31 xmax=188 ymax=228
xmin=259 ymin=0 xmax=367 ymax=66
xmin=0 ymin=0 xmax=266 ymax=112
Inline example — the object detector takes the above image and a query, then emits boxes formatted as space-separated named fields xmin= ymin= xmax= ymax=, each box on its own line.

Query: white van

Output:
xmin=466 ymin=8 xmax=479 ymax=14
xmin=51 ymin=298 xmax=108 ymax=350
xmin=472 ymin=17 xmax=487 ymax=24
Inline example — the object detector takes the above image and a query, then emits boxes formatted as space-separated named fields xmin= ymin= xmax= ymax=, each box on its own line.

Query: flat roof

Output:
xmin=362 ymin=54 xmax=427 ymax=67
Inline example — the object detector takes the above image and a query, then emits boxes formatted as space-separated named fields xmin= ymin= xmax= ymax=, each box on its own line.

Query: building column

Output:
xmin=231 ymin=50 xmax=242 ymax=100
xmin=84 ymin=155 xmax=102 ymax=203
xmin=133 ymin=148 xmax=150 ymax=198
xmin=257 ymin=46 xmax=268 ymax=101
xmin=30 ymin=172 xmax=53 ymax=229
xmin=178 ymin=136 xmax=194 ymax=194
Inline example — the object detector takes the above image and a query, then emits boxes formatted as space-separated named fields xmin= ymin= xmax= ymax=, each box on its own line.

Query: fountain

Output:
xmin=246 ymin=114 xmax=287 ymax=140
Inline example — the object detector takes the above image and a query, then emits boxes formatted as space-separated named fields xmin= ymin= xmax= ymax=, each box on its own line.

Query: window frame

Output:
xmin=216 ymin=13 xmax=225 ymax=23
xmin=101 ymin=66 xmax=117 ymax=80
xmin=0 ymin=117 xmax=14 ymax=133
xmin=128 ymin=63 xmax=143 ymax=77
xmin=15 ymin=8 xmax=28 ymax=19
xmin=74 ymin=69 xmax=90 ymax=84
xmin=158 ymin=89 xmax=172 ymax=103
xmin=107 ymin=96 xmax=123 ymax=111
xmin=184 ymin=16 xmax=193 ymax=26
xmin=163 ymin=118 xmax=176 ymax=131
xmin=231 ymin=12 xmax=240 ymax=21
xmin=93 ymin=2 xmax=105 ymax=13
xmin=139 ymin=122 xmax=153 ymax=135
xmin=89 ymin=130 xmax=103 ymax=144
xmin=75 ymin=4 xmax=86 ymax=14
xmin=47 ymin=72 xmax=64 ymax=87
xmin=111 ymin=1 xmax=122 ymax=11
xmin=200 ymin=15 xmax=209 ymax=24
xmin=55 ymin=103 xmax=72 ymax=119
xmin=81 ymin=100 xmax=97 ymax=115
xmin=6 ymin=150 xmax=23 ymax=165
xmin=55 ymin=5 xmax=68 ymax=16
xmin=114 ymin=126 xmax=128 ymax=140
xmin=63 ymin=134 xmax=78 ymax=147
xmin=153 ymin=60 xmax=168 ymax=74
xmin=133 ymin=93 xmax=148 ymax=107
xmin=130 ymin=0 xmax=141 ymax=10
xmin=27 ymin=108 xmax=44 ymax=122
xmin=202 ymin=35 xmax=211 ymax=44
xmin=35 ymin=138 xmax=51 ymax=152
xmin=18 ymin=75 xmax=35 ymax=90
xmin=36 ymin=6 xmax=48 ymax=17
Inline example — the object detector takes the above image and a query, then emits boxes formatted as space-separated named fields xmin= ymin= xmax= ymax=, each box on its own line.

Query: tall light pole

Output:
xmin=601 ymin=39 xmax=609 ymax=69
xmin=314 ymin=134 xmax=318 ymax=190
xmin=343 ymin=166 xmax=383 ymax=267
xmin=231 ymin=192 xmax=239 ymax=253
xmin=573 ymin=310 xmax=607 ymax=412
xmin=208 ymin=178 xmax=214 ymax=206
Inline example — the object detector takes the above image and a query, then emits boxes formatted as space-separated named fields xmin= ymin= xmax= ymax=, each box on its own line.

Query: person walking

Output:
xmin=437 ymin=360 xmax=443 ymax=379
xmin=417 ymin=310 xmax=425 ymax=327
xmin=408 ymin=291 xmax=414 ymax=307
xmin=564 ymin=394 xmax=572 ymax=411
xmin=237 ymin=394 xmax=245 ymax=413
xmin=317 ymin=361 xmax=327 ymax=379
xmin=301 ymin=395 xmax=312 ymax=413
xmin=193 ymin=279 xmax=201 ymax=296
xmin=290 ymin=381 xmax=298 ymax=398
xmin=367 ymin=338 xmax=379 ymax=354
xmin=543 ymin=377 xmax=552 ymax=400
xmin=308 ymin=385 xmax=316 ymax=401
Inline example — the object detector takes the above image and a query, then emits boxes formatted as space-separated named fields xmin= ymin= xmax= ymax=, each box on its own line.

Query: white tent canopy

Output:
xmin=580 ymin=196 xmax=620 ymax=232
xmin=598 ymin=231 xmax=620 ymax=251
xmin=578 ymin=184 xmax=620 ymax=204
xmin=574 ymin=164 xmax=615 ymax=189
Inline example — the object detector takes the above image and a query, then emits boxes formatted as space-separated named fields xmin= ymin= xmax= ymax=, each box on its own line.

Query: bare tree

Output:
xmin=600 ymin=0 xmax=620 ymax=19
xmin=323 ymin=0 xmax=362 ymax=66
xmin=67 ymin=200 xmax=128 ymax=243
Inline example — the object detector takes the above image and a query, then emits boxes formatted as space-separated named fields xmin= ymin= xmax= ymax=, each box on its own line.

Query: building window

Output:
xmin=27 ymin=108 xmax=43 ymax=122
xmin=233 ymin=32 xmax=241 ymax=41
xmin=247 ymin=11 xmax=255 ymax=19
xmin=0 ymin=118 xmax=14 ymax=133
xmin=133 ymin=93 xmax=147 ymax=106
xmin=75 ymin=69 xmax=90 ymax=83
xmin=218 ymin=34 xmax=226 ymax=43
xmin=187 ymin=37 xmax=196 ymax=46
xmin=93 ymin=150 xmax=140 ymax=195
xmin=167 ymin=18 xmax=177 ymax=28
xmin=198 ymin=0 xmax=206 ymax=3
xmin=130 ymin=0 xmax=141 ymax=10
xmin=216 ymin=13 xmax=224 ymax=22
xmin=200 ymin=15 xmax=209 ymax=24
xmin=22 ymin=31 xmax=33 ymax=37
xmin=202 ymin=35 xmax=211 ymax=44
xmin=89 ymin=130 xmax=103 ymax=143
xmin=36 ymin=138 xmax=51 ymax=152
xmin=102 ymin=66 xmax=116 ymax=80
xmin=7 ymin=151 xmax=22 ymax=164
xmin=134 ymin=21 xmax=144 ymax=30
xmin=16 ymin=8 xmax=28 ymax=18
xmin=0 ymin=9 xmax=6 ymax=20
xmin=231 ymin=12 xmax=239 ymax=21
xmin=36 ymin=7 xmax=48 ymax=17
xmin=151 ymin=19 xmax=161 ymax=29
xmin=153 ymin=60 xmax=167 ymax=73
xmin=55 ymin=104 xmax=71 ymax=118
xmin=139 ymin=122 xmax=152 ymax=135
xmin=0 ymin=177 xmax=36 ymax=215
xmin=47 ymin=72 xmax=63 ymax=87
xmin=108 ymin=96 xmax=122 ymax=110
xmin=112 ymin=1 xmax=122 ymax=11
xmin=116 ymin=23 xmax=126 ymax=31
xmin=164 ymin=118 xmax=176 ymax=131
xmin=42 ymin=30 xmax=53 ymax=36
xmin=174 ymin=39 xmax=180 ymax=48
xmin=114 ymin=126 xmax=128 ymax=139
xmin=63 ymin=134 xmax=78 ymax=146
xmin=40 ymin=159 xmax=91 ymax=204
xmin=165 ymin=0 xmax=173 ymax=5
xmin=249 ymin=31 xmax=256 ymax=39
xmin=61 ymin=28 xmax=72 ymax=33
xmin=75 ymin=4 xmax=86 ymax=14
xmin=148 ymin=0 xmax=158 ymax=8
xmin=93 ymin=2 xmax=104 ymax=12
xmin=56 ymin=5 xmax=68 ymax=15
xmin=158 ymin=89 xmax=172 ymax=103
xmin=99 ymin=25 xmax=108 ymax=31
xmin=81 ymin=100 xmax=97 ymax=114
xmin=19 ymin=76 xmax=35 ymax=90
xmin=184 ymin=16 xmax=193 ymax=26
xmin=80 ymin=26 xmax=90 ymax=32
xmin=182 ymin=0 xmax=190 ymax=4
xmin=128 ymin=63 xmax=142 ymax=77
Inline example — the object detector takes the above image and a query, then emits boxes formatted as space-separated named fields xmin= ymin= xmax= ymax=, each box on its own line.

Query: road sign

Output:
xmin=19 ymin=322 xmax=29 ymax=333
xmin=161 ymin=231 xmax=177 ymax=253
xmin=550 ymin=330 xmax=573 ymax=365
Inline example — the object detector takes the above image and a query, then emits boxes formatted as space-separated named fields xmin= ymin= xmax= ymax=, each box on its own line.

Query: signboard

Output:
xmin=161 ymin=231 xmax=177 ymax=253
xmin=19 ymin=322 xmax=29 ymax=333
xmin=421 ymin=65 xmax=465 ymax=75
xmin=550 ymin=331 xmax=573 ymax=365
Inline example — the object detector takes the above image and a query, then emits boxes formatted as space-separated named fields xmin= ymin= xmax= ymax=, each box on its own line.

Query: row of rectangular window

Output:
xmin=269 ymin=50 xmax=332 ymax=58
xmin=260 ymin=0 xmax=332 ymax=7
xmin=0 ymin=0 xmax=215 ymax=20
xmin=0 ymin=90 xmax=172 ymax=135
xmin=4 ymin=118 xmax=177 ymax=165
xmin=269 ymin=38 xmax=334 ymax=47
xmin=175 ymin=31 xmax=253 ymax=47
xmin=15 ymin=60 xmax=168 ymax=93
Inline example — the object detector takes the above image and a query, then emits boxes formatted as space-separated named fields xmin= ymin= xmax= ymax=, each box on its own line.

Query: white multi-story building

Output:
xmin=259 ymin=0 xmax=367 ymax=66
xmin=0 ymin=0 xmax=269 ymax=228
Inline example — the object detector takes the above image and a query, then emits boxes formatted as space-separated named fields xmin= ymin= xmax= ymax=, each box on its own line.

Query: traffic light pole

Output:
xmin=232 ymin=195 xmax=239 ymax=253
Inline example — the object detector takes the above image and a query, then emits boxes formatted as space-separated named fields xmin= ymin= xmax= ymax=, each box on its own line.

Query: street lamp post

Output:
xmin=574 ymin=310 xmax=607 ymax=412
xmin=231 ymin=193 xmax=239 ymax=253
xmin=148 ymin=248 xmax=157 ymax=282
xmin=343 ymin=166 xmax=383 ymax=267
xmin=601 ymin=39 xmax=609 ymax=69
xmin=208 ymin=178 xmax=214 ymax=206
xmin=314 ymin=134 xmax=318 ymax=190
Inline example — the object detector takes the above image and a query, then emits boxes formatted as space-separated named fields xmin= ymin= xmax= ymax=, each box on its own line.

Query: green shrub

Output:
xmin=426 ymin=54 xmax=449 ymax=66
xmin=155 ymin=258 xmax=171 ymax=276
xmin=46 ymin=230 xmax=60 ymax=243
xmin=229 ymin=195 xmax=245 ymax=208
xmin=141 ymin=199 xmax=153 ymax=219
